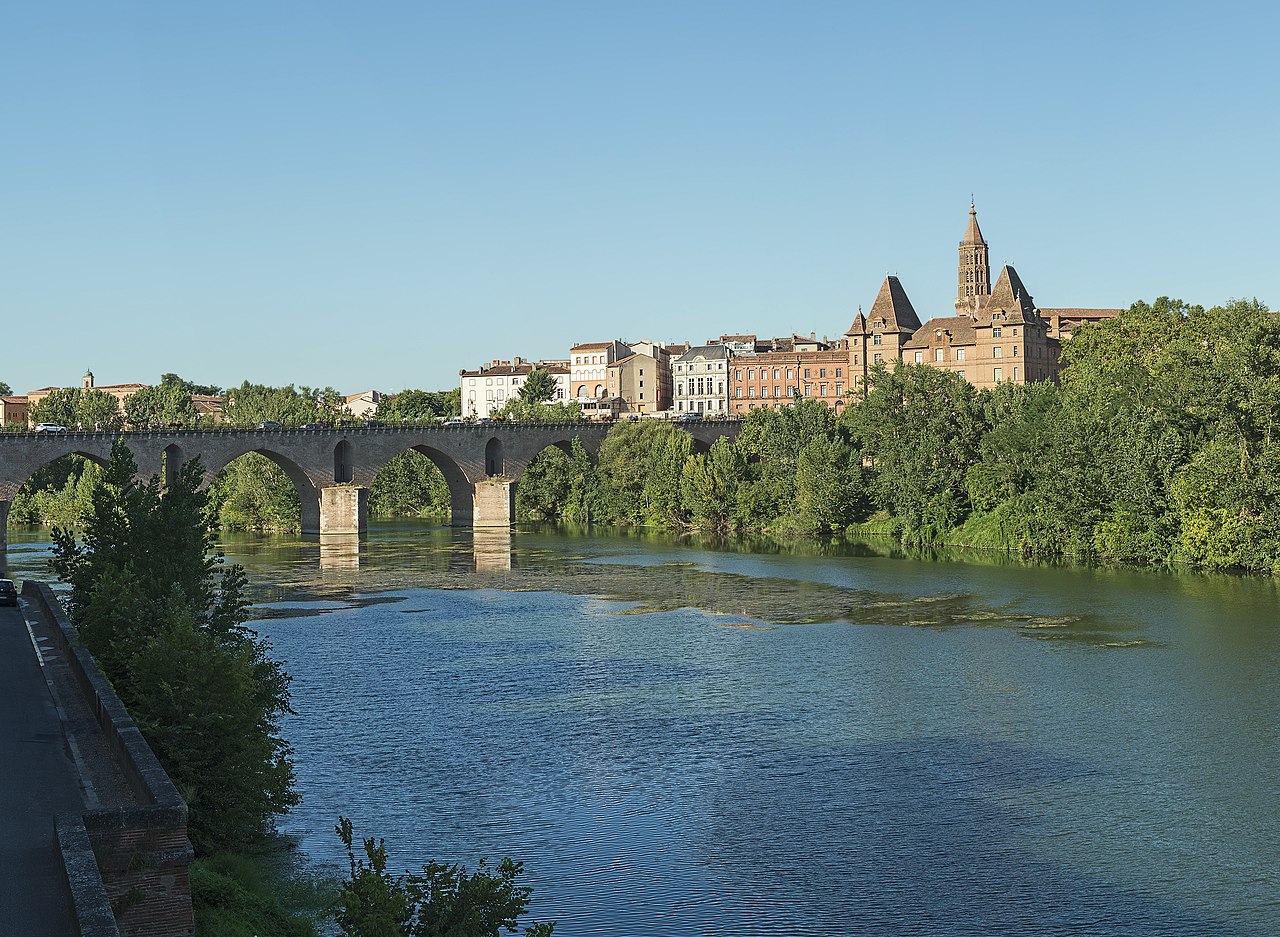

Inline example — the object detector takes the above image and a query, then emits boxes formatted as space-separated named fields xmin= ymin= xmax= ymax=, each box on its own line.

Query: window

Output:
xmin=773 ymin=386 xmax=780 ymax=398
xmin=993 ymin=347 xmax=1003 ymax=359
xmin=639 ymin=369 xmax=644 ymax=376
xmin=934 ymin=349 xmax=943 ymax=362
xmin=1012 ymin=346 xmax=1018 ymax=357
xmin=835 ymin=368 xmax=842 ymax=378
xmin=747 ymin=369 xmax=755 ymax=381
xmin=468 ymin=378 xmax=476 ymax=386
xmin=678 ymin=401 xmax=684 ymax=411
xmin=992 ymin=327 xmax=1002 ymax=337
xmin=803 ymin=384 xmax=812 ymax=396
xmin=804 ymin=368 xmax=811 ymax=378
xmin=735 ymin=388 xmax=742 ymax=398
xmin=773 ymin=368 xmax=780 ymax=380
xmin=853 ymin=354 xmax=859 ymax=364
xmin=485 ymin=377 xmax=493 ymax=385
xmin=787 ymin=368 xmax=794 ymax=380
xmin=735 ymin=369 xmax=742 ymax=380
xmin=958 ymin=370 xmax=965 ymax=380
xmin=1013 ymin=367 xmax=1019 ymax=381
xmin=1013 ymin=329 xmax=1018 ymax=336
xmin=748 ymin=386 xmax=755 ymax=398
xmin=819 ymin=368 xmax=826 ymax=378
xmin=873 ymin=353 xmax=882 ymax=363
xmin=835 ymin=383 xmax=843 ymax=396
xmin=914 ymin=351 xmax=923 ymax=364
xmin=677 ymin=383 xmax=683 ymax=396
xmin=994 ymin=367 xmax=1003 ymax=382
xmin=873 ymin=334 xmax=882 ymax=345
xmin=761 ymin=386 xmax=770 ymax=398
xmin=819 ymin=384 xmax=827 ymax=396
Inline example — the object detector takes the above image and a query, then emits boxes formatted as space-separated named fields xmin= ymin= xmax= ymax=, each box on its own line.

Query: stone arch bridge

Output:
xmin=0 ymin=420 xmax=741 ymax=556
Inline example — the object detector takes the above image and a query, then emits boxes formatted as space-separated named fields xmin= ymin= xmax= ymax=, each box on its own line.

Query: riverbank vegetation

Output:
xmin=517 ymin=298 xmax=1280 ymax=574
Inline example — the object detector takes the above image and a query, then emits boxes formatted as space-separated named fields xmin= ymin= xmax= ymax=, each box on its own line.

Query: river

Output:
xmin=7 ymin=521 xmax=1279 ymax=935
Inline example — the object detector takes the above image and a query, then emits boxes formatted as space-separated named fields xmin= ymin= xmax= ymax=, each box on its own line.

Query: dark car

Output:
xmin=257 ymin=420 xmax=284 ymax=430
xmin=0 ymin=579 xmax=17 ymax=607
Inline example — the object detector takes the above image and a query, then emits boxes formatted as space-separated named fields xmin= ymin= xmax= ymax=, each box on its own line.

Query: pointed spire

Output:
xmin=962 ymin=200 xmax=985 ymax=245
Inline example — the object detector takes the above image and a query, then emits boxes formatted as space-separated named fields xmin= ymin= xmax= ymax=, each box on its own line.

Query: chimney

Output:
xmin=810 ymin=331 xmax=816 ymax=340
xmin=514 ymin=356 xmax=523 ymax=365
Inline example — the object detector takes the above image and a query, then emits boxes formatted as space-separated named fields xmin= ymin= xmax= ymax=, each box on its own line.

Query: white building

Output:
xmin=673 ymin=344 xmax=731 ymax=415
xmin=344 ymin=390 xmax=384 ymax=420
xmin=460 ymin=358 xmax=569 ymax=418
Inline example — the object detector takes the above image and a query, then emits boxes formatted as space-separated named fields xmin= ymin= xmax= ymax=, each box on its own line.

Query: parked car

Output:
xmin=257 ymin=420 xmax=283 ymax=430
xmin=0 ymin=579 xmax=17 ymax=607
xmin=362 ymin=420 xmax=384 ymax=428
xmin=34 ymin=423 xmax=68 ymax=433
xmin=443 ymin=417 xmax=466 ymax=425
xmin=301 ymin=422 xmax=323 ymax=430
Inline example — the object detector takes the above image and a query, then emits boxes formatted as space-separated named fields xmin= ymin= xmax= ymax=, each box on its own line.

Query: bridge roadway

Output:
xmin=0 ymin=420 xmax=741 ymax=561
xmin=0 ymin=598 xmax=81 ymax=936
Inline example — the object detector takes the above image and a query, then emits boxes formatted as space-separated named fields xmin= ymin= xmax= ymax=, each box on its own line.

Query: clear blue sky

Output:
xmin=2 ymin=2 xmax=1276 ymax=395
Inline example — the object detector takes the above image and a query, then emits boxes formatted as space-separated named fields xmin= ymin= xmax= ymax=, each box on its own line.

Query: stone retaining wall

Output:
xmin=25 ymin=581 xmax=195 ymax=937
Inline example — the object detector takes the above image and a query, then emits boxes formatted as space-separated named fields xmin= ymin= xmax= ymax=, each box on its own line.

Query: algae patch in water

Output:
xmin=242 ymin=549 xmax=1147 ymax=647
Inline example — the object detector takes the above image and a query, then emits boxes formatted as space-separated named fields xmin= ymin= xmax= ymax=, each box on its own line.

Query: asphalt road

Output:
xmin=0 ymin=599 xmax=82 ymax=936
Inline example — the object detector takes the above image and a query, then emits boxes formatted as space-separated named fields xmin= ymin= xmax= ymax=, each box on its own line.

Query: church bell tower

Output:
xmin=956 ymin=201 xmax=991 ymax=316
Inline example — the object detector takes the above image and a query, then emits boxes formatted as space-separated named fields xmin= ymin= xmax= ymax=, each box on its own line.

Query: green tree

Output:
xmin=161 ymin=372 xmax=222 ymax=396
xmin=370 ymin=451 xmax=452 ymax=519
xmin=375 ymin=389 xmax=461 ymax=423
xmin=490 ymin=397 xmax=582 ymax=423
xmin=842 ymin=364 xmax=985 ymax=545
xmin=30 ymin=388 xmax=82 ymax=427
xmin=0 ymin=380 xmax=11 ymax=395
xmin=517 ymin=369 xmax=557 ymax=405
xmin=49 ymin=439 xmax=298 ymax=852
xmin=125 ymin=383 xmax=200 ymax=429
xmin=334 ymin=818 xmax=554 ymax=937
xmin=222 ymin=382 xmax=349 ymax=427
xmin=208 ymin=454 xmax=302 ymax=532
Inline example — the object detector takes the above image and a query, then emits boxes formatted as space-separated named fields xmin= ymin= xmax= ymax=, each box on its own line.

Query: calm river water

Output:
xmin=8 ymin=521 xmax=1280 ymax=935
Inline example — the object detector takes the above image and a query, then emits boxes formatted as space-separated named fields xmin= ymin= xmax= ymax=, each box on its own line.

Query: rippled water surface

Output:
xmin=8 ymin=522 xmax=1280 ymax=934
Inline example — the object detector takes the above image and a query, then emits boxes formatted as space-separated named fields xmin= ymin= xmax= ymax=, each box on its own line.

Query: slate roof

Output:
xmin=866 ymin=276 xmax=923 ymax=333
xmin=677 ymin=344 xmax=730 ymax=362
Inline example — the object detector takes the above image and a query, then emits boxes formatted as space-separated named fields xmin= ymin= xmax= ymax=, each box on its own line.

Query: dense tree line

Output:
xmin=519 ymin=298 xmax=1280 ymax=574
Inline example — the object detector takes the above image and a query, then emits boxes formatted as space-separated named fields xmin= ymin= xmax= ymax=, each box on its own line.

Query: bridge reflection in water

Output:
xmin=311 ymin=528 xmax=513 ymax=572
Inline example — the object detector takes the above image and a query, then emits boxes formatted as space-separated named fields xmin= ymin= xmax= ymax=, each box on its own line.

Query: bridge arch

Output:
xmin=203 ymin=446 xmax=323 ymax=533
xmin=1 ymin=450 xmax=112 ymax=503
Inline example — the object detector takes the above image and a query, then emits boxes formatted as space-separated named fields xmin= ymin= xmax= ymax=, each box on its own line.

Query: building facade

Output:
xmin=673 ymin=344 xmax=730 ymax=414
xmin=729 ymin=343 xmax=852 ymax=415
xmin=0 ymin=395 xmax=28 ymax=426
xmin=605 ymin=350 xmax=670 ymax=415
xmin=460 ymin=358 xmax=570 ymax=418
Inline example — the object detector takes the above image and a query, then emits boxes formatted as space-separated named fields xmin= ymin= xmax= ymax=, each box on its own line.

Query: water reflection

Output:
xmin=318 ymin=535 xmax=362 ymax=570
xmin=472 ymin=528 xmax=513 ymax=572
